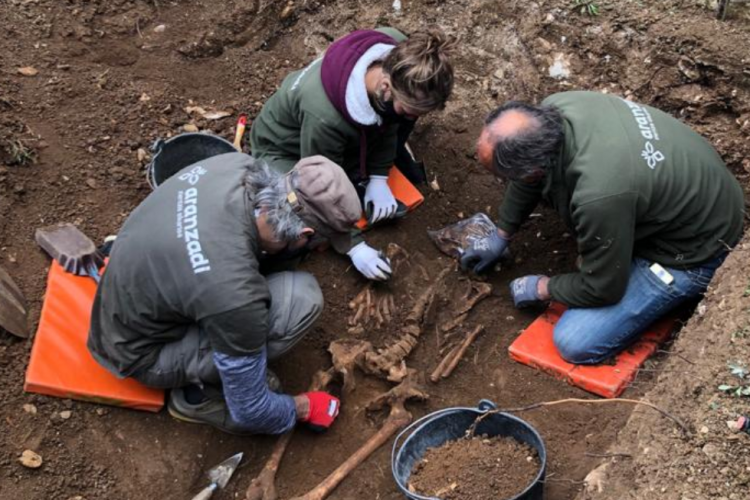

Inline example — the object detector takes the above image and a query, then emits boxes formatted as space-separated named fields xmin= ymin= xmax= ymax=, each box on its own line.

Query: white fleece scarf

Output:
xmin=345 ymin=43 xmax=395 ymax=127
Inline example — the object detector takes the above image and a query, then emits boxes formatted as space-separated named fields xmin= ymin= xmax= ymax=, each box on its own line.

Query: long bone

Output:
xmin=288 ymin=371 xmax=428 ymax=500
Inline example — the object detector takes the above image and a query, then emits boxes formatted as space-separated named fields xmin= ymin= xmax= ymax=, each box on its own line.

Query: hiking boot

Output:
xmin=168 ymin=371 xmax=282 ymax=435
xmin=168 ymin=387 xmax=252 ymax=435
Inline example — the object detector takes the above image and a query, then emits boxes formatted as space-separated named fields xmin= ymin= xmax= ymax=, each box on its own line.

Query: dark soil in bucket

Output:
xmin=409 ymin=435 xmax=540 ymax=500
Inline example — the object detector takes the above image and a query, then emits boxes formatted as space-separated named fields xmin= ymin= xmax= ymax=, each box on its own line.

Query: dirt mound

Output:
xmin=575 ymin=240 xmax=750 ymax=500
xmin=410 ymin=435 xmax=540 ymax=499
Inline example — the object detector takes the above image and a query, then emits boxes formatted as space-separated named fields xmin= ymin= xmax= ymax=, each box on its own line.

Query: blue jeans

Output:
xmin=553 ymin=256 xmax=725 ymax=364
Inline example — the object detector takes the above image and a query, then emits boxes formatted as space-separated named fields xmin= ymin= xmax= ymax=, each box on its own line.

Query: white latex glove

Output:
xmin=347 ymin=242 xmax=392 ymax=281
xmin=364 ymin=175 xmax=398 ymax=224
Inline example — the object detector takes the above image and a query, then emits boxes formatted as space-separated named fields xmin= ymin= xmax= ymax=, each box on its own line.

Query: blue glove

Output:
xmin=510 ymin=275 xmax=545 ymax=309
xmin=460 ymin=230 xmax=510 ymax=274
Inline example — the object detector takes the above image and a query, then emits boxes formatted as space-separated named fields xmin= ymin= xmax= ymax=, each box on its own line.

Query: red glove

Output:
xmin=300 ymin=392 xmax=340 ymax=431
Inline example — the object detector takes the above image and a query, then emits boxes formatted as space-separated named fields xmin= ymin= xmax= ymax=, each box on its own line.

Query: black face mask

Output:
xmin=376 ymin=99 xmax=403 ymax=124
xmin=372 ymin=94 xmax=415 ymax=125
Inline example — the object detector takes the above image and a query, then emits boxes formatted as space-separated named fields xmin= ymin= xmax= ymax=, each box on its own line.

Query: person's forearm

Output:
xmin=497 ymin=180 xmax=543 ymax=234
xmin=214 ymin=350 xmax=297 ymax=434
xmin=537 ymin=276 xmax=551 ymax=300
xmin=497 ymin=227 xmax=513 ymax=239
xmin=293 ymin=394 xmax=309 ymax=420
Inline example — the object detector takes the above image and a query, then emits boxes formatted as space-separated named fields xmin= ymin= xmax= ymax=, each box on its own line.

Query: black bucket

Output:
xmin=146 ymin=132 xmax=237 ymax=188
xmin=392 ymin=400 xmax=546 ymax=500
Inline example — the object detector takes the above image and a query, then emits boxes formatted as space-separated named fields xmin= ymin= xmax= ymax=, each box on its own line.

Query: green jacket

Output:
xmin=250 ymin=28 xmax=407 ymax=176
xmin=89 ymin=153 xmax=273 ymax=377
xmin=498 ymin=91 xmax=744 ymax=307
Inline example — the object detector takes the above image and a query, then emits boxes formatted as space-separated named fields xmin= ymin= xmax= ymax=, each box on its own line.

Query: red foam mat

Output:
xmin=25 ymin=261 xmax=164 ymax=412
xmin=508 ymin=302 xmax=675 ymax=398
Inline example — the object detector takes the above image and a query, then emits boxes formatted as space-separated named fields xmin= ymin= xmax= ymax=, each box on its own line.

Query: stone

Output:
xmin=19 ymin=450 xmax=43 ymax=469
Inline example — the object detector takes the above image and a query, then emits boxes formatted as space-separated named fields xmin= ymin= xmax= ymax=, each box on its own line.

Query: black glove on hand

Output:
xmin=460 ymin=230 xmax=510 ymax=274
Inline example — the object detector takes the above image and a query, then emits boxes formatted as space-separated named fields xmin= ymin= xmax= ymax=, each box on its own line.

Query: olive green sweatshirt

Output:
xmin=497 ymin=91 xmax=745 ymax=307
xmin=250 ymin=28 xmax=407 ymax=176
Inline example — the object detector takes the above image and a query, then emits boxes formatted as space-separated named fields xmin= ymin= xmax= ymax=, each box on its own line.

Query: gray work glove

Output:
xmin=510 ymin=275 xmax=545 ymax=309
xmin=460 ymin=230 xmax=510 ymax=274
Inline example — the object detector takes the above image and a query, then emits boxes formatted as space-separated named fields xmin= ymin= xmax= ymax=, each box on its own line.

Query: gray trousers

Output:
xmin=133 ymin=271 xmax=323 ymax=389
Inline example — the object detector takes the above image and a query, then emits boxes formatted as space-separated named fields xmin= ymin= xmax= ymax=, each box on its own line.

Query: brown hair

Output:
xmin=382 ymin=30 xmax=455 ymax=114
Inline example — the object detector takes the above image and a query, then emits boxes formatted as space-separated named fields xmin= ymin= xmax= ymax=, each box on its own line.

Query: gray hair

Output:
xmin=485 ymin=101 xmax=564 ymax=180
xmin=244 ymin=160 xmax=306 ymax=241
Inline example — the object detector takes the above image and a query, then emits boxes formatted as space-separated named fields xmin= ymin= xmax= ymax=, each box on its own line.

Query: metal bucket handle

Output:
xmin=145 ymin=138 xmax=166 ymax=189
xmin=390 ymin=399 xmax=498 ymax=500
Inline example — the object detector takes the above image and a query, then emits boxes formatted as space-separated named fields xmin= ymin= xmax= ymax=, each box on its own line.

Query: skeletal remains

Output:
xmin=346 ymin=244 xmax=410 ymax=333
xmin=246 ymin=262 xmax=490 ymax=500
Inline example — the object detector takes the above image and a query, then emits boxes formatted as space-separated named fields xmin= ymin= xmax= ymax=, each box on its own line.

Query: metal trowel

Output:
xmin=190 ymin=452 xmax=243 ymax=500
xmin=35 ymin=223 xmax=105 ymax=283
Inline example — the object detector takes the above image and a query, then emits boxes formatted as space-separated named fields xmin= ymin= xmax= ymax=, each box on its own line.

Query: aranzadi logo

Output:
xmin=621 ymin=99 xmax=666 ymax=170
xmin=178 ymin=165 xmax=207 ymax=185
xmin=641 ymin=141 xmax=665 ymax=169
xmin=175 ymin=168 xmax=211 ymax=274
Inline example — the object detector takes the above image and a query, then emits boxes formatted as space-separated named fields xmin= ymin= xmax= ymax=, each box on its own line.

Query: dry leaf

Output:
xmin=183 ymin=123 xmax=199 ymax=132
xmin=185 ymin=106 xmax=207 ymax=116
xmin=17 ymin=67 xmax=39 ymax=76
xmin=203 ymin=111 xmax=232 ymax=121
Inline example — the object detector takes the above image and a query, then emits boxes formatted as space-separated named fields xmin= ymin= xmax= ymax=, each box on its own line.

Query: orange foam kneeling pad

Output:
xmin=25 ymin=261 xmax=164 ymax=412
xmin=356 ymin=166 xmax=425 ymax=230
xmin=508 ymin=302 xmax=675 ymax=398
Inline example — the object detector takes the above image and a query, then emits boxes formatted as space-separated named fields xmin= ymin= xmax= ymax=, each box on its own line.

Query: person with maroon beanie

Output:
xmin=251 ymin=27 xmax=454 ymax=281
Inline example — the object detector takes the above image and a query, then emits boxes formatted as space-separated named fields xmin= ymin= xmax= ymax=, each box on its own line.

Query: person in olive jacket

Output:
xmin=89 ymin=154 xmax=361 ymax=434
xmin=251 ymin=27 xmax=454 ymax=281
xmin=466 ymin=91 xmax=744 ymax=363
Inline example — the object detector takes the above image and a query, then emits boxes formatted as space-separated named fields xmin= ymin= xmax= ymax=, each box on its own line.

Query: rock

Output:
xmin=548 ymin=53 xmax=572 ymax=80
xmin=702 ymin=443 xmax=719 ymax=457
xmin=85 ymin=178 xmax=97 ymax=189
xmin=23 ymin=404 xmax=37 ymax=415
xmin=17 ymin=66 xmax=39 ymax=76
xmin=59 ymin=410 xmax=72 ymax=420
xmin=19 ymin=450 xmax=43 ymax=469
xmin=584 ymin=462 xmax=609 ymax=494
xmin=700 ymin=425 xmax=709 ymax=434
xmin=153 ymin=24 xmax=166 ymax=33
xmin=183 ymin=123 xmax=199 ymax=132
xmin=280 ymin=1 xmax=295 ymax=20
xmin=136 ymin=148 xmax=148 ymax=163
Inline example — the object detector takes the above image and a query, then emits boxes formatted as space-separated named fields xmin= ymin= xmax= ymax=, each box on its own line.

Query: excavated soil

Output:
xmin=409 ymin=435 xmax=540 ymax=499
xmin=0 ymin=1 xmax=749 ymax=499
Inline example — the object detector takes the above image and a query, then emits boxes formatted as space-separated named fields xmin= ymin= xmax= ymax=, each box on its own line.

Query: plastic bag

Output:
xmin=428 ymin=213 xmax=498 ymax=259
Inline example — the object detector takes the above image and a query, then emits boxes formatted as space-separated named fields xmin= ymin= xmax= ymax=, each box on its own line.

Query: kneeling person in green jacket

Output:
xmin=88 ymin=154 xmax=361 ymax=434
xmin=251 ymin=27 xmax=454 ymax=281
xmin=467 ymin=91 xmax=744 ymax=363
